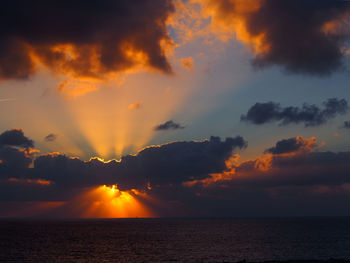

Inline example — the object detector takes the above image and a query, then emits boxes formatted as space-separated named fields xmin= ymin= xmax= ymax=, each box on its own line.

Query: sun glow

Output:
xmin=79 ymin=185 xmax=153 ymax=218
xmin=63 ymin=74 xmax=189 ymax=159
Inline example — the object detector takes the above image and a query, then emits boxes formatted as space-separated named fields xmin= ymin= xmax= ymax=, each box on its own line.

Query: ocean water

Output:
xmin=0 ymin=218 xmax=350 ymax=263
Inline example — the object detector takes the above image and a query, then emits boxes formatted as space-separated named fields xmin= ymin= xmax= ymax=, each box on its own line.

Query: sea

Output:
xmin=0 ymin=218 xmax=350 ymax=263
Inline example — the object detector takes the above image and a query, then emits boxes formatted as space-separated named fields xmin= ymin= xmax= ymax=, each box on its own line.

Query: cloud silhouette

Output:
xmin=241 ymin=98 xmax=348 ymax=126
xmin=265 ymin=136 xmax=318 ymax=155
xmin=154 ymin=120 xmax=185 ymax=131
xmin=44 ymin=134 xmax=58 ymax=142
xmin=1 ymin=130 xmax=350 ymax=217
xmin=0 ymin=130 xmax=247 ymax=197
xmin=343 ymin=121 xmax=350 ymax=129
xmin=0 ymin=129 xmax=35 ymax=181
xmin=0 ymin=129 xmax=34 ymax=148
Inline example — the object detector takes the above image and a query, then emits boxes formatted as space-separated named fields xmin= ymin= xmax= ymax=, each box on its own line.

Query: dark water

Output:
xmin=1 ymin=218 xmax=350 ymax=263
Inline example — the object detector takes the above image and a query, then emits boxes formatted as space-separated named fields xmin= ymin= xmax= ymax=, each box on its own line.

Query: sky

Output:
xmin=0 ymin=0 xmax=350 ymax=218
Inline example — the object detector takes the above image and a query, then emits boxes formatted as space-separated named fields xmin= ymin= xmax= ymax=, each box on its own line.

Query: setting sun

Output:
xmin=78 ymin=185 xmax=153 ymax=218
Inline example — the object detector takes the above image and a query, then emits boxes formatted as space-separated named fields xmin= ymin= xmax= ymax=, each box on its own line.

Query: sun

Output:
xmin=79 ymin=184 xmax=153 ymax=218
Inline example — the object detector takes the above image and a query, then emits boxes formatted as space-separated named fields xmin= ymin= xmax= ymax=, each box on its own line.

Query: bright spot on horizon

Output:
xmin=79 ymin=185 xmax=153 ymax=218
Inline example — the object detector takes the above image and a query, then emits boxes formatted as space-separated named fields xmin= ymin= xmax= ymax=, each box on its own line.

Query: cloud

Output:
xmin=181 ymin=57 xmax=194 ymax=71
xmin=2 ymin=130 xmax=350 ymax=217
xmin=0 ymin=129 xmax=35 ymax=181
xmin=0 ymin=146 xmax=33 ymax=176
xmin=30 ymin=136 xmax=247 ymax=191
xmin=344 ymin=121 xmax=350 ymax=128
xmin=0 ymin=133 xmax=247 ymax=200
xmin=0 ymin=129 xmax=34 ymax=148
xmin=154 ymin=120 xmax=185 ymax=131
xmin=200 ymin=0 xmax=350 ymax=76
xmin=44 ymin=134 xmax=58 ymax=142
xmin=57 ymin=80 xmax=98 ymax=99
xmin=241 ymin=98 xmax=348 ymax=126
xmin=0 ymin=0 xmax=175 ymax=81
xmin=265 ymin=136 xmax=318 ymax=155
xmin=128 ymin=102 xmax=142 ymax=110
xmin=180 ymin=136 xmax=350 ymax=216
xmin=228 ymin=150 xmax=350 ymax=189
xmin=117 ymin=136 xmax=247 ymax=189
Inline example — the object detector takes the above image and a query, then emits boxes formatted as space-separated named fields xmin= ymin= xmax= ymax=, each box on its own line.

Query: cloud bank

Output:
xmin=0 ymin=129 xmax=246 ymax=200
xmin=1 ymin=130 xmax=350 ymax=217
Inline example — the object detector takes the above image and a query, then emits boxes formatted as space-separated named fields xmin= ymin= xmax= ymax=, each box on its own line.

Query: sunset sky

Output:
xmin=1 ymin=0 xmax=350 ymax=218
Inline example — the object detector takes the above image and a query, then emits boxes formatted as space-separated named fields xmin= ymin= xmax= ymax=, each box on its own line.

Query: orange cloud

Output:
xmin=8 ymin=178 xmax=52 ymax=186
xmin=57 ymin=80 xmax=98 ymax=99
xmin=266 ymin=136 xmax=318 ymax=156
xmin=0 ymin=0 xmax=175 ymax=97
xmin=188 ymin=0 xmax=350 ymax=75
xmin=181 ymin=57 xmax=195 ymax=71
xmin=195 ymin=0 xmax=264 ymax=47
xmin=128 ymin=102 xmax=142 ymax=110
xmin=185 ymin=136 xmax=320 ymax=188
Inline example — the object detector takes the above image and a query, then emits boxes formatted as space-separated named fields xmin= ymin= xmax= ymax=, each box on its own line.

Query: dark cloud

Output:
xmin=241 ymin=98 xmax=348 ymax=126
xmin=209 ymin=0 xmax=350 ymax=76
xmin=154 ymin=120 xmax=185 ymax=131
xmin=0 ymin=146 xmax=32 ymax=178
xmin=265 ymin=136 xmax=317 ymax=155
xmin=2 ymin=130 xmax=350 ymax=217
xmin=117 ymin=136 xmax=247 ymax=189
xmin=0 ymin=129 xmax=34 ymax=180
xmin=250 ymin=0 xmax=350 ymax=76
xmin=44 ymin=133 xmax=57 ymax=142
xmin=0 ymin=129 xmax=33 ymax=148
xmin=0 ymin=0 xmax=174 ymax=81
xmin=0 ymin=133 xmax=247 ymax=200
xmin=31 ymin=154 xmax=122 ymax=189
xmin=344 ymin=121 xmax=350 ymax=128
xmin=225 ymin=151 xmax=350 ymax=189
xmin=180 ymin=136 xmax=350 ymax=216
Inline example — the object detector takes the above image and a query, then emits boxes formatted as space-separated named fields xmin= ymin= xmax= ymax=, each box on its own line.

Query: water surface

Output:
xmin=1 ymin=218 xmax=350 ymax=262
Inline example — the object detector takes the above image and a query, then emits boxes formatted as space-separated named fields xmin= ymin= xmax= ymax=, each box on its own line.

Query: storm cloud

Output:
xmin=0 ymin=0 xmax=174 ymax=81
xmin=205 ymin=0 xmax=350 ymax=76
xmin=241 ymin=98 xmax=348 ymax=126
